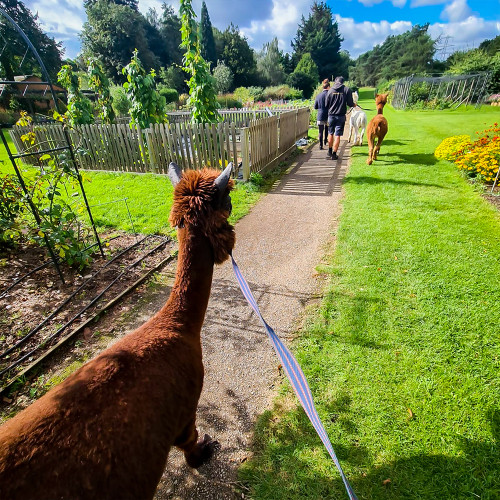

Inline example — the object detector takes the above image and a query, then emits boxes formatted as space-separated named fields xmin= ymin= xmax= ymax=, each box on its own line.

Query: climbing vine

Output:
xmin=122 ymin=50 xmax=167 ymax=129
xmin=56 ymin=65 xmax=94 ymax=126
xmin=88 ymin=59 xmax=116 ymax=124
xmin=179 ymin=0 xmax=220 ymax=124
xmin=14 ymin=112 xmax=93 ymax=268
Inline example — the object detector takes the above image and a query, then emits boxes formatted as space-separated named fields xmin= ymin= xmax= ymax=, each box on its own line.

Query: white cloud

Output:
xmin=239 ymin=0 xmax=309 ymax=52
xmin=336 ymin=16 xmax=413 ymax=57
xmin=440 ymin=0 xmax=472 ymax=22
xmin=428 ymin=16 xmax=500 ymax=55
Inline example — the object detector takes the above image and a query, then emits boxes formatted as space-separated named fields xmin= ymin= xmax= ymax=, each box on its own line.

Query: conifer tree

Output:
xmin=291 ymin=1 xmax=343 ymax=80
xmin=198 ymin=1 xmax=217 ymax=70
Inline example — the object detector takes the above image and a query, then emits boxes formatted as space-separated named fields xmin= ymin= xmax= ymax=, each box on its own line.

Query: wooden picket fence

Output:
xmin=10 ymin=107 xmax=310 ymax=181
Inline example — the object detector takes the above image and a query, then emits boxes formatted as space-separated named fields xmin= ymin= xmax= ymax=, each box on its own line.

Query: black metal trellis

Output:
xmin=0 ymin=7 xmax=103 ymax=283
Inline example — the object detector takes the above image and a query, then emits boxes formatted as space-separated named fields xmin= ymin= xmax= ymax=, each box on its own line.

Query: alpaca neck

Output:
xmin=377 ymin=106 xmax=385 ymax=115
xmin=162 ymin=227 xmax=214 ymax=335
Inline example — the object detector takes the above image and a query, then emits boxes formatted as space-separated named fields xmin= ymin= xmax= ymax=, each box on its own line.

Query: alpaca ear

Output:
xmin=214 ymin=163 xmax=233 ymax=195
xmin=168 ymin=162 xmax=182 ymax=186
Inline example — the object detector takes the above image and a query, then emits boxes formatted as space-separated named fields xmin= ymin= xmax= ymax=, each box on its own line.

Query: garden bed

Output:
xmin=0 ymin=232 xmax=177 ymax=404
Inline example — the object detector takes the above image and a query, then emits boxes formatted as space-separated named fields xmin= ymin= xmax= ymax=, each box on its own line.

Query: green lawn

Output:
xmin=240 ymin=89 xmax=500 ymax=499
xmin=0 ymin=133 xmax=270 ymax=235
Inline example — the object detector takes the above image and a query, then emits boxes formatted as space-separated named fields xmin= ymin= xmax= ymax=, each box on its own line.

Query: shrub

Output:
xmin=287 ymin=71 xmax=316 ymax=99
xmin=234 ymin=86 xmax=264 ymax=105
xmin=213 ymin=60 xmax=233 ymax=94
xmin=216 ymin=94 xmax=242 ymax=109
xmin=157 ymin=87 xmax=179 ymax=105
xmin=263 ymin=84 xmax=302 ymax=100
xmin=0 ymin=174 xmax=24 ymax=245
xmin=110 ymin=85 xmax=130 ymax=117
xmin=0 ymin=111 xmax=18 ymax=125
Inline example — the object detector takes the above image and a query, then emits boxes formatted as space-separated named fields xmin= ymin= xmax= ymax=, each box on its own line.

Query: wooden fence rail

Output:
xmin=10 ymin=107 xmax=310 ymax=181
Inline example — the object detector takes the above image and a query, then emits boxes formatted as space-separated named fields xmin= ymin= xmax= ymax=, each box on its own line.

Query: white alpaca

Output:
xmin=352 ymin=91 xmax=359 ymax=105
xmin=349 ymin=106 xmax=367 ymax=146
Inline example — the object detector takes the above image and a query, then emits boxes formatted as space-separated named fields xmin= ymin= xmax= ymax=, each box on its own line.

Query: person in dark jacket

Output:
xmin=314 ymin=79 xmax=330 ymax=149
xmin=324 ymin=76 xmax=355 ymax=160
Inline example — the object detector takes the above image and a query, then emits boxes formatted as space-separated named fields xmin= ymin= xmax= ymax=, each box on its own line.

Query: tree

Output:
xmin=349 ymin=24 xmax=436 ymax=87
xmin=479 ymin=35 xmax=500 ymax=57
xmin=291 ymin=2 xmax=343 ymax=80
xmin=158 ymin=4 xmax=183 ymax=66
xmin=0 ymin=0 xmax=63 ymax=83
xmin=84 ymin=0 xmax=138 ymax=10
xmin=198 ymin=1 xmax=217 ymax=70
xmin=219 ymin=24 xmax=258 ymax=88
xmin=158 ymin=65 xmax=187 ymax=94
xmin=213 ymin=60 xmax=233 ymax=94
xmin=179 ymin=0 xmax=219 ymax=123
xmin=287 ymin=52 xmax=318 ymax=98
xmin=81 ymin=0 xmax=159 ymax=82
xmin=446 ymin=49 xmax=500 ymax=93
xmin=256 ymin=38 xmax=285 ymax=86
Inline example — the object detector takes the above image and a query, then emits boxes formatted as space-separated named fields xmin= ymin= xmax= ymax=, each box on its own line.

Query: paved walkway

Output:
xmin=154 ymin=135 xmax=351 ymax=499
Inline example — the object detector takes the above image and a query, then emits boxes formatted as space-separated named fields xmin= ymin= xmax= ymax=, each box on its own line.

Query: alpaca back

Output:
xmin=0 ymin=165 xmax=235 ymax=500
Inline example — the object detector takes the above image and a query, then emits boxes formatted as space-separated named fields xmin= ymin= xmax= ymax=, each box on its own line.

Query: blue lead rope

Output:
xmin=230 ymin=254 xmax=358 ymax=500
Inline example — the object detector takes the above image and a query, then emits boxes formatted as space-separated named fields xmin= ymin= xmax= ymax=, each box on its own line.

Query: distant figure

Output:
xmin=324 ymin=76 xmax=355 ymax=161
xmin=314 ymin=78 xmax=330 ymax=150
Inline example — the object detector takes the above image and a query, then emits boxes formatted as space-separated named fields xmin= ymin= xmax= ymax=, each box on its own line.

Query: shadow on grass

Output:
xmin=343 ymin=176 xmax=447 ymax=190
xmin=241 ymin=404 xmax=500 ymax=499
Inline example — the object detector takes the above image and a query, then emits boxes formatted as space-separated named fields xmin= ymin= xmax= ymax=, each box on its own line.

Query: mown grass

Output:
xmin=0 ymin=133 xmax=290 ymax=235
xmin=239 ymin=89 xmax=500 ymax=499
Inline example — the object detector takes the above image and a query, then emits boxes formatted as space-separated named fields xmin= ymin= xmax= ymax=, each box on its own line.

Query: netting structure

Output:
xmin=392 ymin=73 xmax=491 ymax=110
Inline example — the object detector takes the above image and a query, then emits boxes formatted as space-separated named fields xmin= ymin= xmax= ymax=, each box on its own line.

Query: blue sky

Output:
xmin=23 ymin=0 xmax=500 ymax=61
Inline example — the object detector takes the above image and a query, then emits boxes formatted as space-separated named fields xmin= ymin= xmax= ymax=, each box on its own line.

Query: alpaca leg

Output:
xmin=367 ymin=135 xmax=374 ymax=165
xmin=175 ymin=419 xmax=217 ymax=468
xmin=374 ymin=136 xmax=384 ymax=160
xmin=359 ymin=127 xmax=365 ymax=146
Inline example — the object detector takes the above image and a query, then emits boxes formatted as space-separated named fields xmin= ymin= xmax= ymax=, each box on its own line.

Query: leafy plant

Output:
xmin=87 ymin=59 xmax=116 ymax=124
xmin=122 ymin=49 xmax=167 ymax=129
xmin=57 ymin=65 xmax=94 ymax=126
xmin=15 ymin=112 xmax=93 ymax=269
xmin=179 ymin=0 xmax=220 ymax=124
xmin=0 ymin=174 xmax=24 ymax=245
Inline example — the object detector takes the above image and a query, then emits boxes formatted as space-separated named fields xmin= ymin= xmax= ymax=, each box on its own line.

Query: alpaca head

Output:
xmin=168 ymin=163 xmax=235 ymax=264
xmin=375 ymin=93 xmax=388 ymax=107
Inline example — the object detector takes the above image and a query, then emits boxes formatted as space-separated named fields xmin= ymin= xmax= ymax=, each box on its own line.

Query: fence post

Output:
xmin=241 ymin=127 xmax=250 ymax=181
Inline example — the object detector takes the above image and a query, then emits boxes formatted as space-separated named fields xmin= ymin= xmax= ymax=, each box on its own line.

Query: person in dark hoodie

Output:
xmin=314 ymin=78 xmax=330 ymax=150
xmin=324 ymin=76 xmax=355 ymax=160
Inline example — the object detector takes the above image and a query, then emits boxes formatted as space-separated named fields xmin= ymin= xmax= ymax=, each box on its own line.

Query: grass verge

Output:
xmin=239 ymin=89 xmax=500 ymax=499
xmin=0 ymin=135 xmax=300 ymax=236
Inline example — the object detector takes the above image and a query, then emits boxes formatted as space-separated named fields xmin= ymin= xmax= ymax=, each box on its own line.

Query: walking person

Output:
xmin=325 ymin=76 xmax=355 ymax=160
xmin=314 ymin=79 xmax=330 ymax=150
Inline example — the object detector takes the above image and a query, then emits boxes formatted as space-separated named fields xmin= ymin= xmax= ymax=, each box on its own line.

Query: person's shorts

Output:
xmin=317 ymin=120 xmax=327 ymax=126
xmin=328 ymin=114 xmax=346 ymax=136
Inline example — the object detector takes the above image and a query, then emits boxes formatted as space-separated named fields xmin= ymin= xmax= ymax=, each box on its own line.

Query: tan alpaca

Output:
xmin=366 ymin=93 xmax=389 ymax=165
xmin=0 ymin=163 xmax=235 ymax=500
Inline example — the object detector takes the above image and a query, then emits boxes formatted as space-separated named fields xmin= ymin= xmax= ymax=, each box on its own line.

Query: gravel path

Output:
xmin=154 ymin=137 xmax=351 ymax=499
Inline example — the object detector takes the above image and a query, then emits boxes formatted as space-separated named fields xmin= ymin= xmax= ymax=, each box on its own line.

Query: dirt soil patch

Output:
xmin=0 ymin=232 xmax=177 ymax=414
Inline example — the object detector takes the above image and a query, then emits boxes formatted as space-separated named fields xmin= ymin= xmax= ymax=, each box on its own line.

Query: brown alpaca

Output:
xmin=0 ymin=163 xmax=235 ymax=500
xmin=366 ymin=93 xmax=389 ymax=165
